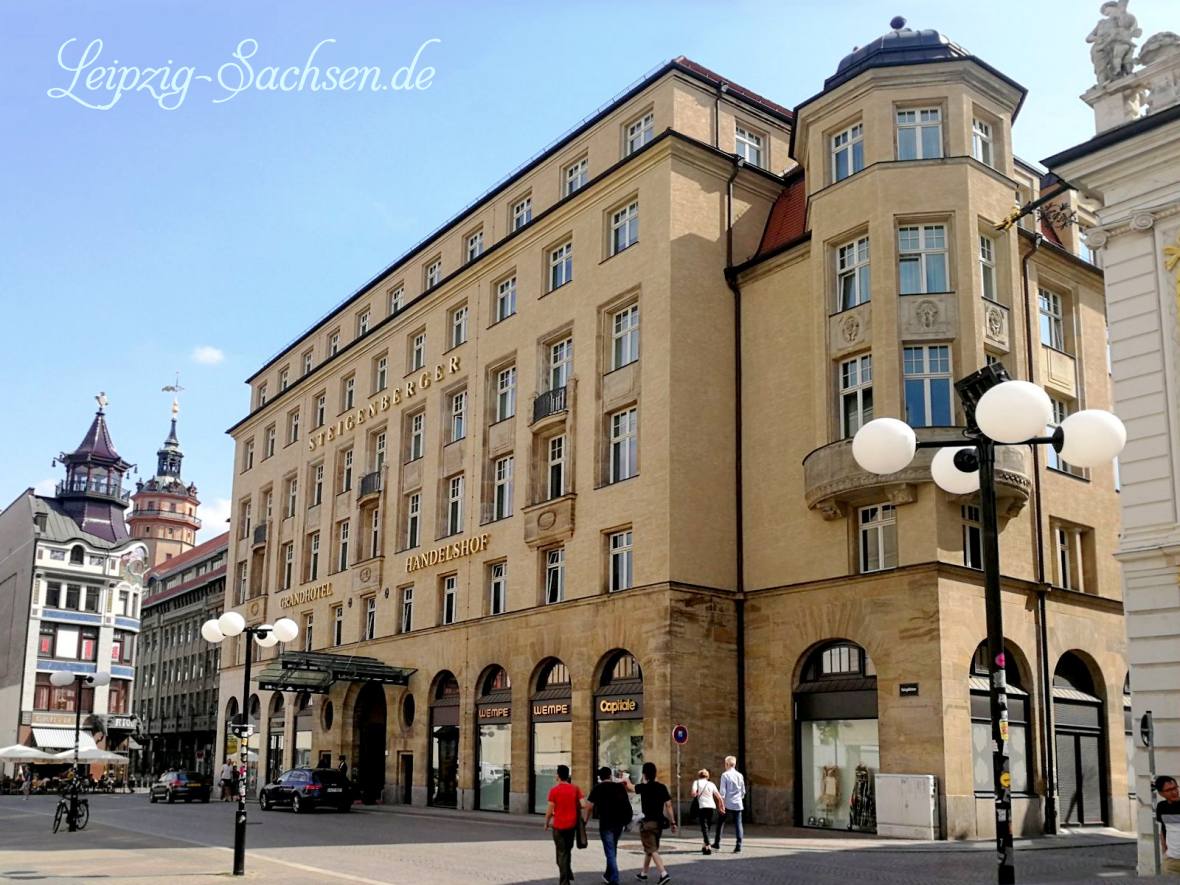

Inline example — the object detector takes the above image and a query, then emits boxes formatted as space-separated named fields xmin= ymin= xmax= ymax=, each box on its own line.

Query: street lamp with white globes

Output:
xmin=850 ymin=364 xmax=1125 ymax=885
xmin=48 ymin=669 xmax=111 ymax=831
xmin=200 ymin=613 xmax=299 ymax=876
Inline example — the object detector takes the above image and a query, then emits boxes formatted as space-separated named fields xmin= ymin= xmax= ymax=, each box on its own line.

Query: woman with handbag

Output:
xmin=691 ymin=768 xmax=725 ymax=854
xmin=544 ymin=764 xmax=585 ymax=885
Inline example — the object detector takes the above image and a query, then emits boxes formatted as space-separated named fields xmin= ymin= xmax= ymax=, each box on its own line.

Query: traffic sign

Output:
xmin=673 ymin=724 xmax=688 ymax=745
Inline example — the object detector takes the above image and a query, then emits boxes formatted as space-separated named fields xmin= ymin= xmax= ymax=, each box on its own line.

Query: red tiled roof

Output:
xmin=756 ymin=171 xmax=808 ymax=256
xmin=1039 ymin=216 xmax=1063 ymax=247
xmin=146 ymin=531 xmax=229 ymax=581
xmin=672 ymin=57 xmax=794 ymax=121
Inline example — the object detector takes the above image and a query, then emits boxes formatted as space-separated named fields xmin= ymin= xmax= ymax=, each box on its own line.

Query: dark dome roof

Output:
xmin=826 ymin=19 xmax=969 ymax=90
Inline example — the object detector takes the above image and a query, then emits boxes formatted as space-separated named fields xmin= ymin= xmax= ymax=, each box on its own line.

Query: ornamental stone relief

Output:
xmin=829 ymin=302 xmax=870 ymax=358
xmin=984 ymin=302 xmax=1010 ymax=351
xmin=900 ymin=292 xmax=955 ymax=338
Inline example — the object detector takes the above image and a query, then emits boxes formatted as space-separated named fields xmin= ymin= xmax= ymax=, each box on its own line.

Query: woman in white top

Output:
xmin=691 ymin=768 xmax=725 ymax=854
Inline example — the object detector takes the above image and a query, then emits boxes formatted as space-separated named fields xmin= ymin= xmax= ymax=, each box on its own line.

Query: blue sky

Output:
xmin=1 ymin=0 xmax=1172 ymax=539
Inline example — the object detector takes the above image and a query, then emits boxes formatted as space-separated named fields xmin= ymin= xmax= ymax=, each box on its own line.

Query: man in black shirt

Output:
xmin=1156 ymin=775 xmax=1180 ymax=875
xmin=634 ymin=761 xmax=675 ymax=884
xmin=585 ymin=767 xmax=633 ymax=885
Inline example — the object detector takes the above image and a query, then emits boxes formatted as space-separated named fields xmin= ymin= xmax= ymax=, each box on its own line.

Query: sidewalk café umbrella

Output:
xmin=52 ymin=748 xmax=129 ymax=765
xmin=0 ymin=745 xmax=56 ymax=762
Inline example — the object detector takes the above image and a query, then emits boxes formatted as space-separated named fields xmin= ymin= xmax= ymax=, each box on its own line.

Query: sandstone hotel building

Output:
xmin=217 ymin=21 xmax=1133 ymax=838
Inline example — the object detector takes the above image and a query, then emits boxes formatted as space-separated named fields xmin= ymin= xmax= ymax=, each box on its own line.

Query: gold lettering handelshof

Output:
xmin=406 ymin=533 xmax=490 ymax=573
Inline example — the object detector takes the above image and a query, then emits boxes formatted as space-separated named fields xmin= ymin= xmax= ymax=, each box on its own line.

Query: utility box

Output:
xmin=874 ymin=774 xmax=938 ymax=839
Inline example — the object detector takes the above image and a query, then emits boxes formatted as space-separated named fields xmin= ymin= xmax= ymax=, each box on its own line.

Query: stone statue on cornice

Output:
xmin=1087 ymin=0 xmax=1142 ymax=85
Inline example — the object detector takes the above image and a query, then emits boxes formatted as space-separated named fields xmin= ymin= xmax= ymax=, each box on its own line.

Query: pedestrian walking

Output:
xmin=544 ymin=764 xmax=583 ymax=885
xmin=635 ymin=761 xmax=675 ymax=884
xmin=585 ymin=766 xmax=634 ymax=885
xmin=337 ymin=754 xmax=349 ymax=778
xmin=713 ymin=755 xmax=746 ymax=853
xmin=219 ymin=758 xmax=235 ymax=801
xmin=1156 ymin=775 xmax=1180 ymax=875
xmin=691 ymin=768 xmax=724 ymax=854
xmin=21 ymin=765 xmax=32 ymax=800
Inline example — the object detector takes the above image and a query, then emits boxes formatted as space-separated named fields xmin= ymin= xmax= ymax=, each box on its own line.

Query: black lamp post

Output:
xmin=201 ymin=612 xmax=298 ymax=877
xmin=852 ymin=364 xmax=1125 ymax=884
xmin=48 ymin=669 xmax=111 ymax=831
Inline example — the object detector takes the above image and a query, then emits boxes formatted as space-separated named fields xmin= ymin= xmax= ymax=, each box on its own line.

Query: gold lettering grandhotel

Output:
xmin=217 ymin=22 xmax=1133 ymax=838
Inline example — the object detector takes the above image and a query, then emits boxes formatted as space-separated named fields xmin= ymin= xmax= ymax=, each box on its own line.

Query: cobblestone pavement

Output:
xmin=0 ymin=795 xmax=1137 ymax=884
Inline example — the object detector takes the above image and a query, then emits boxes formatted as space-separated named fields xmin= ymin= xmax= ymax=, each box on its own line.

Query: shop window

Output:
xmin=969 ymin=642 xmax=1030 ymax=794
xmin=476 ymin=665 xmax=513 ymax=812
xmin=595 ymin=650 xmax=644 ymax=785
xmin=530 ymin=658 xmax=572 ymax=814
xmin=429 ymin=672 xmax=460 ymax=808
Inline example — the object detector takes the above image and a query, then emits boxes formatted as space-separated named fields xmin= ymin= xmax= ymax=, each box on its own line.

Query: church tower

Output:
xmin=129 ymin=399 xmax=201 ymax=566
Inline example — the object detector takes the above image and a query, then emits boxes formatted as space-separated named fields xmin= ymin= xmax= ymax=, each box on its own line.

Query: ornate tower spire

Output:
xmin=55 ymin=392 xmax=132 ymax=542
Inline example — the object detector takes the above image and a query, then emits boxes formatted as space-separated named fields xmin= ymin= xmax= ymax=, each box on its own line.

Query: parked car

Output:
xmin=149 ymin=770 xmax=212 ymax=804
xmin=259 ymin=768 xmax=352 ymax=813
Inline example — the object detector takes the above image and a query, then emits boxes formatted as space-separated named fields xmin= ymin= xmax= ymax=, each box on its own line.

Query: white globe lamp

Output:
xmin=975 ymin=381 xmax=1053 ymax=444
xmin=49 ymin=671 xmax=75 ymax=688
xmin=201 ymin=619 xmax=225 ymax=643
xmin=1058 ymin=410 xmax=1127 ymax=468
xmin=931 ymin=446 xmax=981 ymax=495
xmin=272 ymin=617 xmax=299 ymax=644
xmin=254 ymin=626 xmax=279 ymax=648
xmin=88 ymin=672 xmax=111 ymax=687
xmin=218 ymin=611 xmax=246 ymax=637
xmin=851 ymin=418 xmax=917 ymax=475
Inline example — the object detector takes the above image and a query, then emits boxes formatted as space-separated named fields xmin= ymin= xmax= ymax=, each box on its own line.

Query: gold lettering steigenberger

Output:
xmin=280 ymin=582 xmax=334 ymax=609
xmin=406 ymin=533 xmax=490 ymax=573
xmin=308 ymin=356 xmax=461 ymax=452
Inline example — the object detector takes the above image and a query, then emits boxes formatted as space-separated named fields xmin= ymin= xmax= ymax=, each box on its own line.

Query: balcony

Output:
xmin=803 ymin=427 xmax=1032 ymax=521
xmin=56 ymin=479 xmax=130 ymax=505
xmin=532 ymin=385 xmax=568 ymax=425
xmin=252 ymin=523 xmax=268 ymax=547
xmin=358 ymin=470 xmax=383 ymax=502
xmin=129 ymin=506 xmax=202 ymax=529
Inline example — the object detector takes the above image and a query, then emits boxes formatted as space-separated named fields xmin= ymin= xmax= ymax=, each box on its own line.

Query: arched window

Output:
xmin=70 ymin=545 xmax=85 ymax=564
xmin=429 ymin=671 xmax=460 ymax=808
xmin=1053 ymin=652 xmax=1106 ymax=825
xmin=537 ymin=660 xmax=570 ymax=689
xmin=968 ymin=642 xmax=1031 ymax=795
xmin=595 ymin=651 xmax=644 ymax=784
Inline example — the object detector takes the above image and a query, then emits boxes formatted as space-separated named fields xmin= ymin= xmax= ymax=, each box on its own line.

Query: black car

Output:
xmin=149 ymin=770 xmax=212 ymax=803
xmin=259 ymin=768 xmax=352 ymax=813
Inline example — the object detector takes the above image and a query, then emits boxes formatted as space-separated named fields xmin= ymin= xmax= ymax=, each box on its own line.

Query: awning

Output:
xmin=254 ymin=651 xmax=416 ymax=694
xmin=32 ymin=728 xmax=97 ymax=751
xmin=1053 ymin=685 xmax=1101 ymax=704
xmin=969 ymin=676 xmax=1029 ymax=697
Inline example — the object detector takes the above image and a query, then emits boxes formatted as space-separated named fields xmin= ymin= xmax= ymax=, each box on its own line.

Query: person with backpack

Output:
xmin=585 ymin=767 xmax=634 ymax=885
xmin=691 ymin=768 xmax=724 ymax=854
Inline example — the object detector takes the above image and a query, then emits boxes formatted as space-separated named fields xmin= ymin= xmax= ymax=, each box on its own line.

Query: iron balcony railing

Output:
xmin=56 ymin=479 xmax=130 ymax=504
xmin=358 ymin=470 xmax=383 ymax=499
xmin=532 ymin=385 xmax=568 ymax=423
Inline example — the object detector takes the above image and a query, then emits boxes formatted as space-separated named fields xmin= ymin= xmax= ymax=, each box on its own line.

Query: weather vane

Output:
xmin=162 ymin=373 xmax=185 ymax=416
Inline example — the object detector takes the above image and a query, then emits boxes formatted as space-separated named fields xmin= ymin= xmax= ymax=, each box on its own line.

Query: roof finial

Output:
xmin=162 ymin=372 xmax=185 ymax=419
xmin=890 ymin=15 xmax=907 ymax=30
xmin=95 ymin=391 xmax=108 ymax=412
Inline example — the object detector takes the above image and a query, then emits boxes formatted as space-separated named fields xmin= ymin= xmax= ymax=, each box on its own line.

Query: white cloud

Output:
xmin=192 ymin=345 xmax=225 ymax=365
xmin=198 ymin=497 xmax=232 ymax=542
xmin=33 ymin=477 xmax=56 ymax=496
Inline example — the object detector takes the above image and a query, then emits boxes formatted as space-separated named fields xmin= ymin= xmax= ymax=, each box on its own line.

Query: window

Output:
xmin=303 ymin=613 xmax=314 ymax=652
xmin=311 ymin=463 xmax=324 ymax=507
xmin=446 ymin=474 xmax=464 ymax=535
xmin=735 ymin=124 xmax=764 ymax=168
xmin=302 ymin=350 xmax=313 ymax=376
xmin=408 ymin=412 xmax=425 ymax=461
xmin=962 ymin=505 xmax=983 ymax=569
xmin=898 ymin=224 xmax=948 ymax=294
xmin=512 ymin=196 xmax=532 ymax=231
xmin=341 ymin=448 xmax=354 ymax=493
xmin=425 ymin=258 xmax=442 ymax=289
xmin=611 ymin=304 xmax=639 ymax=369
xmin=549 ymin=337 xmax=573 ymax=390
xmin=333 ymin=605 xmax=343 ymax=645
xmin=279 ymin=367 xmax=289 ymax=391
xmin=972 ymin=118 xmax=994 ymax=167
xmin=970 ymin=645 xmax=1031 ymax=794
xmin=496 ymin=276 xmax=517 ymax=322
xmin=282 ymin=543 xmax=294 ymax=589
xmin=288 ymin=409 xmax=300 ymax=444
xmin=373 ymin=431 xmax=387 ymax=471
xmin=390 ymin=285 xmax=404 ymax=314
xmin=239 ymin=501 xmax=252 ymax=539
xmin=1047 ymin=398 xmax=1083 ymax=475
xmin=406 ymin=492 xmax=421 ymax=548
xmin=357 ymin=309 xmax=370 ymax=336
xmin=342 ymin=376 xmax=356 ymax=410
xmin=375 ymin=355 xmax=388 ymax=391
xmin=839 ymin=354 xmax=873 ymax=438
xmin=859 ymin=503 xmax=897 ymax=573
xmin=449 ymin=391 xmax=467 ymax=442
xmin=450 ymin=304 xmax=468 ymax=348
xmin=564 ymin=157 xmax=588 ymax=195
xmin=496 ymin=367 xmax=516 ymax=421
xmin=493 ymin=455 xmax=514 ymax=520
xmin=837 ymin=236 xmax=871 ymax=309
xmin=337 ymin=520 xmax=350 ymax=572
xmin=257 ymin=383 xmax=268 ymax=407
xmin=243 ymin=440 xmax=255 ymax=472
xmin=609 ymin=407 xmax=638 ymax=482
xmin=363 ymin=595 xmax=376 ymax=640
xmin=609 ymin=529 xmax=633 ymax=592
xmin=1054 ymin=522 xmax=1087 ymax=591
xmin=549 ymin=241 xmax=573 ymax=290
xmin=283 ymin=475 xmax=298 ymax=516
xmin=329 ymin=332 xmax=340 ymax=356
xmin=410 ymin=332 xmax=426 ymax=371
xmin=488 ymin=562 xmax=507 ymax=615
xmin=441 ymin=575 xmax=457 ymax=625
xmin=545 ymin=547 xmax=565 ymax=603
xmin=369 ymin=507 xmax=381 ymax=557
xmin=547 ymin=435 xmax=566 ymax=499
xmin=308 ymin=532 xmax=320 ymax=581
xmin=1039 ymin=288 xmax=1065 ymax=351
xmin=897 ymin=107 xmax=942 ymax=160
xmin=979 ymin=236 xmax=998 ymax=302
xmin=400 ymin=587 xmax=413 ymax=633
xmin=820 ymin=643 xmax=863 ymax=676
xmin=831 ymin=122 xmax=864 ymax=181
xmin=237 ymin=561 xmax=248 ymax=603
xmin=466 ymin=230 xmax=484 ymax=263
xmin=625 ymin=111 xmax=653 ymax=155
xmin=610 ymin=201 xmax=639 ymax=255
xmin=903 ymin=345 xmax=953 ymax=427
xmin=315 ymin=394 xmax=326 ymax=428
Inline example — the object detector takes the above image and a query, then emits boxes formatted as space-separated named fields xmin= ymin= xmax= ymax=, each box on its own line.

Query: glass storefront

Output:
xmin=294 ymin=727 xmax=312 ymax=769
xmin=477 ymin=723 xmax=511 ymax=811
xmin=594 ymin=653 xmax=644 ymax=785
xmin=596 ymin=720 xmax=643 ymax=783
xmin=531 ymin=721 xmax=571 ymax=812
xmin=430 ymin=724 xmax=459 ymax=807
xmin=798 ymin=718 xmax=880 ymax=831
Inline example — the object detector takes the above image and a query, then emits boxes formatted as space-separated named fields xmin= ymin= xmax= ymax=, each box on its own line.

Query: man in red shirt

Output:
xmin=544 ymin=764 xmax=583 ymax=885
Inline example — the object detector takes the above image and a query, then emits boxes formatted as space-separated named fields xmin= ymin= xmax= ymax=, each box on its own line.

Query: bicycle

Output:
xmin=52 ymin=783 xmax=89 ymax=833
